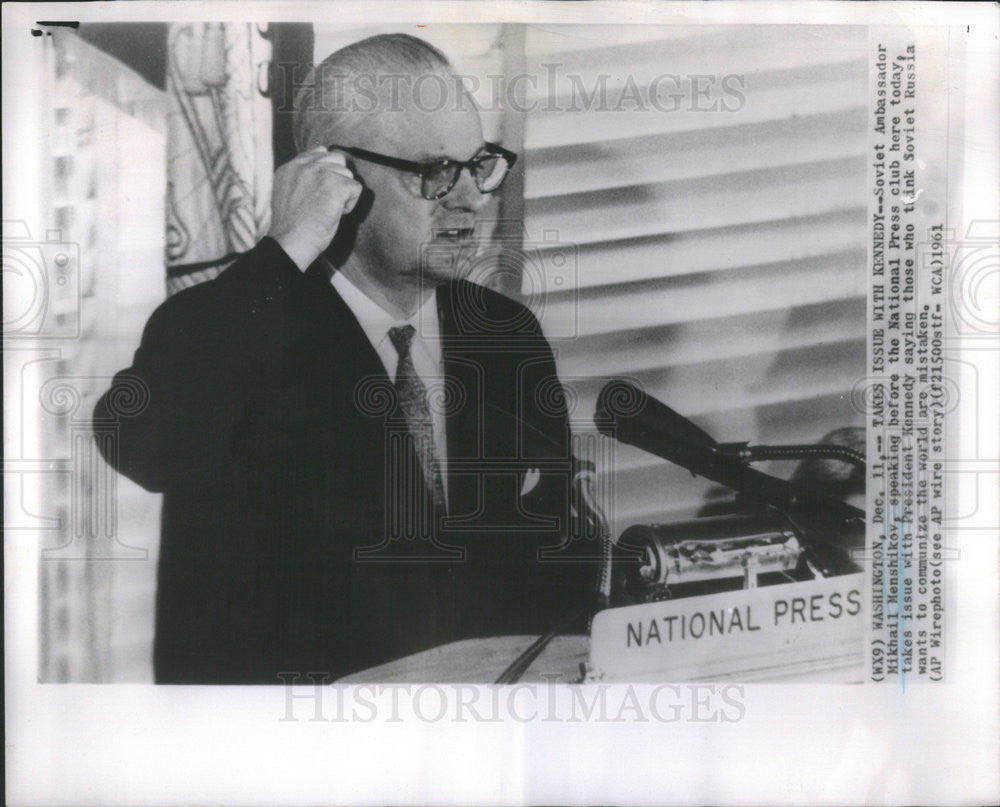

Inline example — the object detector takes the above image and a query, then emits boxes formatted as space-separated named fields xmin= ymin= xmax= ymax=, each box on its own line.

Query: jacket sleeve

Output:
xmin=92 ymin=237 xmax=302 ymax=493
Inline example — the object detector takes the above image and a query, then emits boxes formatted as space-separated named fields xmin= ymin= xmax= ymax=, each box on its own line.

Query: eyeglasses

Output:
xmin=326 ymin=142 xmax=517 ymax=201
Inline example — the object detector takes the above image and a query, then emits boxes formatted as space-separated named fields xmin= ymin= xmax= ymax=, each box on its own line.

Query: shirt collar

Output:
xmin=330 ymin=270 xmax=440 ymax=353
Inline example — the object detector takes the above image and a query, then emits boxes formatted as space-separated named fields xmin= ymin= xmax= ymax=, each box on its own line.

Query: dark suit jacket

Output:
xmin=94 ymin=237 xmax=593 ymax=683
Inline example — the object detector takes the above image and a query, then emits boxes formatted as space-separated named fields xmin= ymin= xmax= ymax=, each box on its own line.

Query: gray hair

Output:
xmin=292 ymin=34 xmax=455 ymax=152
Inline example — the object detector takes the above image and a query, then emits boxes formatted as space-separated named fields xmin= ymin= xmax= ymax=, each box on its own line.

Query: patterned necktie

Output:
xmin=388 ymin=325 xmax=447 ymax=513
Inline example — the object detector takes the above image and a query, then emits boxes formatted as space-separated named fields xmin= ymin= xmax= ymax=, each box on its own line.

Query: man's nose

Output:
xmin=443 ymin=165 xmax=489 ymax=212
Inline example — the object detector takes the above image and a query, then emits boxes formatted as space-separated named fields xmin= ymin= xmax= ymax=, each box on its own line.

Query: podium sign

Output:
xmin=590 ymin=573 xmax=865 ymax=682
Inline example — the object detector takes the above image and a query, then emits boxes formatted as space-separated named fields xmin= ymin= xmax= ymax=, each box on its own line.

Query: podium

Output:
xmin=336 ymin=634 xmax=589 ymax=683
xmin=589 ymin=572 xmax=865 ymax=682
xmin=337 ymin=573 xmax=865 ymax=683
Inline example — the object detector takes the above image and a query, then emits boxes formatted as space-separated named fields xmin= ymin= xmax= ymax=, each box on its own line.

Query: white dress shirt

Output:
xmin=331 ymin=270 xmax=449 ymax=503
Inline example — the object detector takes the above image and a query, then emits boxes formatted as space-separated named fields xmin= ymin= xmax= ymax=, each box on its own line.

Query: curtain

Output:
xmin=34 ymin=30 xmax=167 ymax=682
xmin=164 ymin=23 xmax=273 ymax=294
xmin=35 ymin=23 xmax=277 ymax=681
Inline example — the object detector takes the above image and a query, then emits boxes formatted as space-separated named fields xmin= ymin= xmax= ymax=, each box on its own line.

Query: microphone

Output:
xmin=595 ymin=379 xmax=717 ymax=452
xmin=594 ymin=380 xmax=863 ymax=526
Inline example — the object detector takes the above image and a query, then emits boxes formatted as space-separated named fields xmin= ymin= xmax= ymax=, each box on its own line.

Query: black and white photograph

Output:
xmin=4 ymin=2 xmax=998 ymax=805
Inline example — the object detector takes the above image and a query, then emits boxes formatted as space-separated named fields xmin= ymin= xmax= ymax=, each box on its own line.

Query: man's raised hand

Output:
xmin=267 ymin=147 xmax=363 ymax=271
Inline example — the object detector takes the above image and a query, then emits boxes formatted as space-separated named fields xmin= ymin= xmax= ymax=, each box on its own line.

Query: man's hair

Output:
xmin=293 ymin=33 xmax=454 ymax=152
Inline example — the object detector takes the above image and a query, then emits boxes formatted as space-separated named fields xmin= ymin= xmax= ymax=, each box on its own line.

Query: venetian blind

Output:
xmin=519 ymin=25 xmax=869 ymax=531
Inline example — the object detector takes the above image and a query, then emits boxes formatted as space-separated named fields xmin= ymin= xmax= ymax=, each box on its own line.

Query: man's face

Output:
xmin=342 ymin=75 xmax=490 ymax=290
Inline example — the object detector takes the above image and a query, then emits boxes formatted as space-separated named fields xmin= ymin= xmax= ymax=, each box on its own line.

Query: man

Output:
xmin=95 ymin=34 xmax=593 ymax=683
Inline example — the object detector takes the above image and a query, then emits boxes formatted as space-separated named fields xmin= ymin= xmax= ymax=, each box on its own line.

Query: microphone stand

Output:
xmin=715 ymin=441 xmax=865 ymax=467
xmin=596 ymin=417 xmax=864 ymax=530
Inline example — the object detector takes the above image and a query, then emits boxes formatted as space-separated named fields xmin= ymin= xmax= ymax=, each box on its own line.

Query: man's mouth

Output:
xmin=434 ymin=228 xmax=475 ymax=243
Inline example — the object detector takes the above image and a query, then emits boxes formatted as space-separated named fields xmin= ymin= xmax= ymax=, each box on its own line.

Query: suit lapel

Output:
xmin=302 ymin=263 xmax=388 ymax=384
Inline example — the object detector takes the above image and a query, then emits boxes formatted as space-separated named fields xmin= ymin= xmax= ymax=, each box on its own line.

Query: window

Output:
xmin=518 ymin=26 xmax=868 ymax=529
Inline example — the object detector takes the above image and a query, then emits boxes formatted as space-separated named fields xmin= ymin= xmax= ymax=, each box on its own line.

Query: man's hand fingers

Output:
xmin=293 ymin=147 xmax=346 ymax=166
xmin=323 ymin=161 xmax=353 ymax=179
xmin=340 ymin=180 xmax=363 ymax=215
xmin=300 ymin=146 xmax=329 ymax=161
xmin=323 ymin=150 xmax=348 ymax=167
xmin=313 ymin=159 xmax=362 ymax=213
xmin=268 ymin=147 xmax=363 ymax=270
